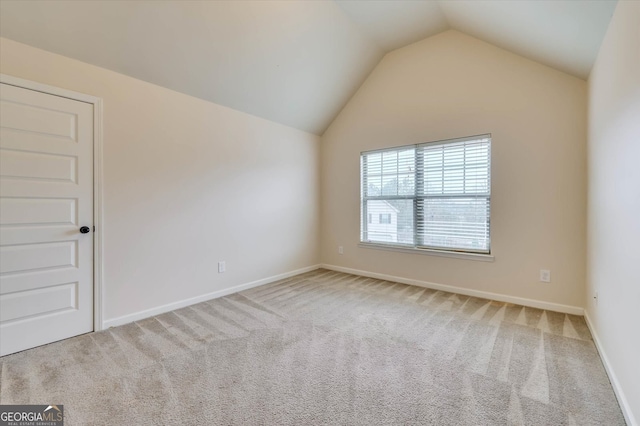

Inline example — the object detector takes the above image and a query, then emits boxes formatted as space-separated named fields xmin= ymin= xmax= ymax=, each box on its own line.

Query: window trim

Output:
xmin=360 ymin=134 xmax=492 ymax=255
xmin=358 ymin=242 xmax=495 ymax=262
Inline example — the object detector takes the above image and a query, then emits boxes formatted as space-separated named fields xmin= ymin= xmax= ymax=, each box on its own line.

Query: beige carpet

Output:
xmin=0 ymin=269 xmax=625 ymax=425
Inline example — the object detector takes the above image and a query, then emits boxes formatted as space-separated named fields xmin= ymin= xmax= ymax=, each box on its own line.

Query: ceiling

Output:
xmin=337 ymin=0 xmax=617 ymax=79
xmin=0 ymin=1 xmax=617 ymax=135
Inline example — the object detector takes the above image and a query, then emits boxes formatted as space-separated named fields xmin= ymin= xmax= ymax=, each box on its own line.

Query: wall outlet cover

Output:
xmin=540 ymin=269 xmax=551 ymax=283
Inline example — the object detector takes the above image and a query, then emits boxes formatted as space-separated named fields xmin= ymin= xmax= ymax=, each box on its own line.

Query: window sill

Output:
xmin=358 ymin=243 xmax=495 ymax=262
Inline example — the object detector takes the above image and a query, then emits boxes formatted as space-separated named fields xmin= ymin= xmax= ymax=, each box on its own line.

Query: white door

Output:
xmin=0 ymin=82 xmax=94 ymax=356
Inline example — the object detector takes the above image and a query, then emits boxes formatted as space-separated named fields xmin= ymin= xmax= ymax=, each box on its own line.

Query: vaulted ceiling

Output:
xmin=0 ymin=1 xmax=617 ymax=135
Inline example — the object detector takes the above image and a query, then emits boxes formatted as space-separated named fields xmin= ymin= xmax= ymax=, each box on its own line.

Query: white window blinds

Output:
xmin=361 ymin=135 xmax=491 ymax=253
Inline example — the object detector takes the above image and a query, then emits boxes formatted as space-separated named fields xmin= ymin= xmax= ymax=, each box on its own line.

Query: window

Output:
xmin=360 ymin=134 xmax=491 ymax=254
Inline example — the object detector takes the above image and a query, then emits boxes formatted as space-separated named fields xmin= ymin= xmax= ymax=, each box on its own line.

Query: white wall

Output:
xmin=0 ymin=37 xmax=321 ymax=324
xmin=587 ymin=1 xmax=640 ymax=423
xmin=321 ymin=30 xmax=588 ymax=310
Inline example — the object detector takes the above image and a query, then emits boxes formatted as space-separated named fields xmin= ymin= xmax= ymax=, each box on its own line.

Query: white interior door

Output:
xmin=0 ymin=82 xmax=94 ymax=356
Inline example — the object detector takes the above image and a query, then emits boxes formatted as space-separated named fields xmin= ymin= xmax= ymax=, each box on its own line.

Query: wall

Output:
xmin=321 ymin=30 xmax=587 ymax=310
xmin=0 ymin=37 xmax=321 ymax=325
xmin=587 ymin=1 xmax=640 ymax=423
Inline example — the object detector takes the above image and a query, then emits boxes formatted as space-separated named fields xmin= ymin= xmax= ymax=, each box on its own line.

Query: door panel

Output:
xmin=0 ymin=100 xmax=77 ymax=139
xmin=0 ymin=197 xmax=77 ymax=226
xmin=0 ymin=241 xmax=77 ymax=274
xmin=1 ymin=282 xmax=78 ymax=323
xmin=0 ymin=82 xmax=94 ymax=356
xmin=0 ymin=149 xmax=78 ymax=182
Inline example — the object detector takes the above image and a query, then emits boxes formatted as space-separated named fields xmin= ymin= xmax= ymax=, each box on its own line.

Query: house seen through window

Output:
xmin=360 ymin=134 xmax=491 ymax=253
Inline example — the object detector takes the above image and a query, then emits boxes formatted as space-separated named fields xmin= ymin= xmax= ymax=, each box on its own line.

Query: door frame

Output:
xmin=1 ymin=73 xmax=105 ymax=332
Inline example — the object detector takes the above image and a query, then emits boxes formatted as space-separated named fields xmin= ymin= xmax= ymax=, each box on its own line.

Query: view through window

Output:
xmin=360 ymin=135 xmax=491 ymax=253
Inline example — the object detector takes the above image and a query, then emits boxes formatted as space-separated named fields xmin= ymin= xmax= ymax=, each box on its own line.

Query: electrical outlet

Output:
xmin=539 ymin=269 xmax=551 ymax=283
xmin=338 ymin=246 xmax=344 ymax=255
xmin=218 ymin=261 xmax=226 ymax=273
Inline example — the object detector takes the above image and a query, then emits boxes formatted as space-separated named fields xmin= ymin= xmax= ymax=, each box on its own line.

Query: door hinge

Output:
xmin=93 ymin=226 xmax=96 ymax=232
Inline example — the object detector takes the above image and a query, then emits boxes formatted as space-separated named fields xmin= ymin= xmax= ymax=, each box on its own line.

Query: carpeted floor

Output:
xmin=0 ymin=269 xmax=626 ymax=425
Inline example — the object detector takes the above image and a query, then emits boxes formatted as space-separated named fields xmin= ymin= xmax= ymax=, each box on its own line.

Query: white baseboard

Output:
xmin=584 ymin=311 xmax=638 ymax=426
xmin=321 ymin=264 xmax=584 ymax=315
xmin=102 ymin=264 xmax=321 ymax=329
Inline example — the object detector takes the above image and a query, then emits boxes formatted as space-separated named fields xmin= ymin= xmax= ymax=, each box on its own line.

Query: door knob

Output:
xmin=79 ymin=226 xmax=91 ymax=234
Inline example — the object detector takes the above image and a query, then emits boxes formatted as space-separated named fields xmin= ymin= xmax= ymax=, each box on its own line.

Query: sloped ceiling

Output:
xmin=337 ymin=1 xmax=617 ymax=80
xmin=335 ymin=0 xmax=450 ymax=52
xmin=0 ymin=0 xmax=383 ymax=135
xmin=0 ymin=1 xmax=617 ymax=135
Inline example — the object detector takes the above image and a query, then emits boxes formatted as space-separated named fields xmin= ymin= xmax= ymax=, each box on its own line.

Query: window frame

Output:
xmin=360 ymin=134 xmax=492 ymax=256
